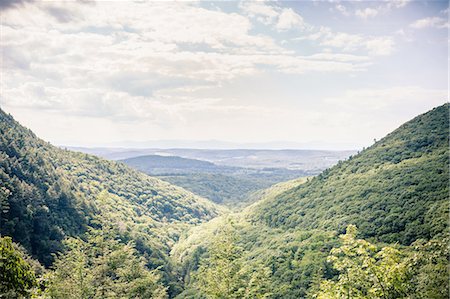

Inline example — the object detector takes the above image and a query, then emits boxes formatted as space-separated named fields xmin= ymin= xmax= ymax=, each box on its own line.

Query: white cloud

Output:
xmin=410 ymin=16 xmax=449 ymax=29
xmin=386 ymin=0 xmax=411 ymax=9
xmin=300 ymin=27 xmax=394 ymax=56
xmin=336 ymin=1 xmax=409 ymax=19
xmin=335 ymin=4 xmax=350 ymax=16
xmin=355 ymin=8 xmax=379 ymax=19
xmin=1 ymin=0 xmax=368 ymax=120
xmin=0 ymin=0 xmax=444 ymax=148
xmin=239 ymin=1 xmax=279 ymax=25
xmin=365 ymin=37 xmax=395 ymax=56
xmin=275 ymin=8 xmax=307 ymax=31
xmin=240 ymin=2 xmax=307 ymax=32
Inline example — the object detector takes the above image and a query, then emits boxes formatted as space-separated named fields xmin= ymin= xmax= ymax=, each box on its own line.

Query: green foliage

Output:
xmin=158 ymin=173 xmax=267 ymax=207
xmin=175 ymin=104 xmax=449 ymax=298
xmin=0 ymin=107 xmax=221 ymax=267
xmin=251 ymin=104 xmax=449 ymax=245
xmin=1 ymin=103 xmax=448 ymax=298
xmin=191 ymin=221 xmax=272 ymax=299
xmin=122 ymin=155 xmax=217 ymax=171
xmin=0 ymin=236 xmax=37 ymax=298
xmin=313 ymin=225 xmax=411 ymax=299
xmin=407 ymin=237 xmax=449 ymax=298
xmin=243 ymin=177 xmax=309 ymax=209
xmin=313 ymin=226 xmax=450 ymax=299
xmin=46 ymin=225 xmax=168 ymax=299
xmin=173 ymin=215 xmax=337 ymax=299
xmin=194 ymin=223 xmax=245 ymax=298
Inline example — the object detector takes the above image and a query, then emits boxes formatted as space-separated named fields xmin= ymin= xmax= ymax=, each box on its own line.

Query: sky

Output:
xmin=0 ymin=0 xmax=448 ymax=150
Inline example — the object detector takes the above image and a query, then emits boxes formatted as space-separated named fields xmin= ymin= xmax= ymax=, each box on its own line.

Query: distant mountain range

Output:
xmin=67 ymin=147 xmax=356 ymax=171
xmin=70 ymin=148 xmax=356 ymax=207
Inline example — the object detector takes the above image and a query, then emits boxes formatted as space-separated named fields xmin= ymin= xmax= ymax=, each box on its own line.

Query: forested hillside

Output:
xmin=1 ymin=104 xmax=448 ymax=298
xmin=122 ymin=155 xmax=220 ymax=173
xmin=0 ymin=108 xmax=222 ymax=296
xmin=172 ymin=103 xmax=449 ymax=298
xmin=250 ymin=104 xmax=449 ymax=245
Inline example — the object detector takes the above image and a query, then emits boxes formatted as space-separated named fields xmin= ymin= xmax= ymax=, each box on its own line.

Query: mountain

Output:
xmin=0 ymin=108 xmax=222 ymax=270
xmin=249 ymin=103 xmax=449 ymax=245
xmin=172 ymin=103 xmax=449 ymax=298
xmin=68 ymin=147 xmax=355 ymax=171
xmin=121 ymin=155 xmax=219 ymax=173
xmin=2 ymin=104 xmax=448 ymax=298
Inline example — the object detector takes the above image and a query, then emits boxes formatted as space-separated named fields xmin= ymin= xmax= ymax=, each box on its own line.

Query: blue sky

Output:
xmin=1 ymin=0 xmax=448 ymax=149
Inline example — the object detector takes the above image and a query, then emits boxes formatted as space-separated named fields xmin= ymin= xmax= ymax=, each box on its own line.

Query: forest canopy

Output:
xmin=1 ymin=104 xmax=449 ymax=298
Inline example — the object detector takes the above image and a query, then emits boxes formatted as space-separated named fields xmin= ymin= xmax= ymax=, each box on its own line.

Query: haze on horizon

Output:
xmin=0 ymin=0 xmax=448 ymax=150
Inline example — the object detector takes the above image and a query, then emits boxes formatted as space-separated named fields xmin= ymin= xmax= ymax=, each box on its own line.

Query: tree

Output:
xmin=313 ymin=225 xmax=410 ymax=299
xmin=194 ymin=221 xmax=272 ymax=299
xmin=46 ymin=224 xmax=168 ymax=299
xmin=242 ymin=265 xmax=273 ymax=299
xmin=46 ymin=238 xmax=93 ymax=299
xmin=407 ymin=237 xmax=449 ymax=298
xmin=195 ymin=223 xmax=244 ymax=298
xmin=0 ymin=236 xmax=37 ymax=298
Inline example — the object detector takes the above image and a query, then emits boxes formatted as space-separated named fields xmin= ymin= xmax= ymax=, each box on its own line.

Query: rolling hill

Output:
xmin=121 ymin=155 xmax=220 ymax=173
xmin=0 ymin=107 xmax=222 ymax=272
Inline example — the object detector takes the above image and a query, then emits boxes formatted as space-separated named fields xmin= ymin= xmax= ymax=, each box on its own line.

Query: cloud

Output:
xmin=355 ymin=7 xmax=379 ymax=19
xmin=386 ymin=0 xmax=410 ymax=9
xmin=1 ymin=0 xmax=369 ymax=118
xmin=240 ymin=2 xmax=307 ymax=31
xmin=365 ymin=37 xmax=395 ymax=56
xmin=275 ymin=8 xmax=307 ymax=31
xmin=410 ymin=16 xmax=449 ymax=29
xmin=335 ymin=1 xmax=410 ymax=19
xmin=2 ymin=0 xmax=439 ymax=148
xmin=239 ymin=1 xmax=279 ymax=25
xmin=0 ymin=0 xmax=34 ymax=11
xmin=299 ymin=27 xmax=394 ymax=56
xmin=335 ymin=4 xmax=350 ymax=16
xmin=44 ymin=6 xmax=79 ymax=23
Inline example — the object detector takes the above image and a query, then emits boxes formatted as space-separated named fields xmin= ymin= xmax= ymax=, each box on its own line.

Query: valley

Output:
xmin=65 ymin=149 xmax=354 ymax=207
xmin=2 ymin=0 xmax=448 ymax=297
xmin=1 ymin=104 xmax=448 ymax=298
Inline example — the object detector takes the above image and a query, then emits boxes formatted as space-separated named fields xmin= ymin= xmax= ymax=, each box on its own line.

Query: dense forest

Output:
xmin=0 ymin=107 xmax=222 ymax=296
xmin=120 ymin=154 xmax=313 ymax=207
xmin=171 ymin=104 xmax=449 ymax=298
xmin=251 ymin=103 xmax=449 ymax=244
xmin=1 ymin=104 xmax=449 ymax=298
